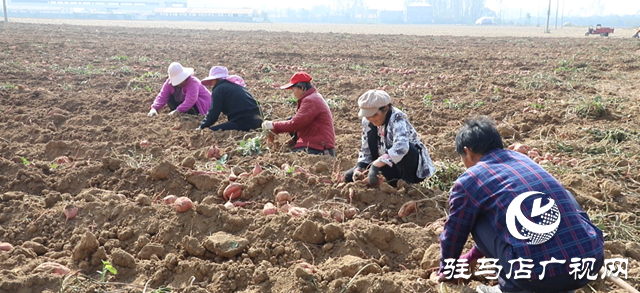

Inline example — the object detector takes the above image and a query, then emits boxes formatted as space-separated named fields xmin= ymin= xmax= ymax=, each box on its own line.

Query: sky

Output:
xmin=187 ymin=0 xmax=640 ymax=17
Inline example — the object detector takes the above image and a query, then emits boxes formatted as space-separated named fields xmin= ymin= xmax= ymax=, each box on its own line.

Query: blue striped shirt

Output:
xmin=439 ymin=148 xmax=604 ymax=279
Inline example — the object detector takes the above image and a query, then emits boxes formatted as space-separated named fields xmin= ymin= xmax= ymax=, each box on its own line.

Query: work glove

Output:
xmin=147 ymin=108 xmax=158 ymax=117
xmin=368 ymin=165 xmax=380 ymax=186
xmin=195 ymin=126 xmax=203 ymax=131
xmin=168 ymin=110 xmax=179 ymax=116
xmin=262 ymin=121 xmax=274 ymax=130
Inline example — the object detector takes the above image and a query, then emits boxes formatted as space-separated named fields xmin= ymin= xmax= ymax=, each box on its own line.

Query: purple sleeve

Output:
xmin=151 ymin=79 xmax=174 ymax=110
xmin=176 ymin=76 xmax=199 ymax=113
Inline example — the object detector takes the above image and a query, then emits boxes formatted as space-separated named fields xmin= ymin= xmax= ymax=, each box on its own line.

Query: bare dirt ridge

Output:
xmin=0 ymin=21 xmax=639 ymax=293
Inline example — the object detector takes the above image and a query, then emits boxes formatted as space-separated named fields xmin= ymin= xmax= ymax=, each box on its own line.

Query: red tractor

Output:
xmin=585 ymin=24 xmax=614 ymax=37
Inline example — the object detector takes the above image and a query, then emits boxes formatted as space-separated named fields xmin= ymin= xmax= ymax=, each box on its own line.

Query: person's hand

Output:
xmin=147 ymin=108 xmax=158 ymax=117
xmin=430 ymin=272 xmax=446 ymax=283
xmin=168 ymin=110 xmax=179 ymax=116
xmin=267 ymin=131 xmax=275 ymax=144
xmin=372 ymin=158 xmax=386 ymax=168
xmin=262 ymin=121 xmax=274 ymax=130
xmin=367 ymin=165 xmax=380 ymax=186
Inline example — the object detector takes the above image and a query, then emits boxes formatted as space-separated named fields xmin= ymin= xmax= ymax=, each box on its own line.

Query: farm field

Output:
xmin=1 ymin=20 xmax=640 ymax=293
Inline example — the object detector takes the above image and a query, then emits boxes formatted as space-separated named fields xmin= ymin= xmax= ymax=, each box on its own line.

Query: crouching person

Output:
xmin=344 ymin=90 xmax=434 ymax=186
xmin=433 ymin=115 xmax=605 ymax=293
xmin=262 ymin=72 xmax=335 ymax=156
xmin=148 ymin=62 xmax=211 ymax=117
xmin=197 ymin=66 xmax=262 ymax=131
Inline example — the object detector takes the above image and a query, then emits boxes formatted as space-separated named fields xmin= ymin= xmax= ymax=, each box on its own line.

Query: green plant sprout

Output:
xmin=237 ymin=137 xmax=264 ymax=156
xmin=21 ymin=157 xmax=30 ymax=166
xmin=422 ymin=94 xmax=433 ymax=107
xmin=286 ymin=165 xmax=295 ymax=174
xmin=109 ymin=55 xmax=128 ymax=61
xmin=216 ymin=154 xmax=228 ymax=170
xmin=98 ymin=260 xmax=117 ymax=282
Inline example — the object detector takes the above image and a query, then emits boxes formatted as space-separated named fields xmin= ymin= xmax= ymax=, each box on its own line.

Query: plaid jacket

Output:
xmin=439 ymin=148 xmax=604 ymax=279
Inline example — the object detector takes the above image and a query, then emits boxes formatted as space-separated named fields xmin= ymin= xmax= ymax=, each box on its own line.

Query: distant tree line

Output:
xmin=405 ymin=0 xmax=488 ymax=23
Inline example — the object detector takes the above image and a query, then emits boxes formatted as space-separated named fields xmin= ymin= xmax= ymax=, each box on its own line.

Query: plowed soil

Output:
xmin=1 ymin=21 xmax=640 ymax=293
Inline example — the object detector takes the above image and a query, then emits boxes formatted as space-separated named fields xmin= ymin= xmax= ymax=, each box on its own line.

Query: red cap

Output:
xmin=280 ymin=71 xmax=312 ymax=89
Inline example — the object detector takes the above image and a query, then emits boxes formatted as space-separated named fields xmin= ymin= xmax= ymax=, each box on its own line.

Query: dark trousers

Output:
xmin=166 ymin=93 xmax=199 ymax=115
xmin=293 ymin=147 xmax=335 ymax=157
xmin=472 ymin=215 xmax=603 ymax=293
xmin=344 ymin=143 xmax=423 ymax=186
xmin=208 ymin=116 xmax=262 ymax=132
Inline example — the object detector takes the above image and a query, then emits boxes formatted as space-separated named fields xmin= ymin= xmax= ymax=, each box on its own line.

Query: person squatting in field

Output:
xmin=343 ymin=89 xmax=435 ymax=186
xmin=148 ymin=62 xmax=211 ymax=117
xmin=261 ymin=72 xmax=336 ymax=156
xmin=432 ymin=116 xmax=605 ymax=293
xmin=197 ymin=66 xmax=262 ymax=131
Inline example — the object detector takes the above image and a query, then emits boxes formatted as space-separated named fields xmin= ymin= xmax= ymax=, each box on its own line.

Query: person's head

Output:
xmin=201 ymin=66 xmax=229 ymax=87
xmin=358 ymin=90 xmax=392 ymax=126
xmin=280 ymin=72 xmax=313 ymax=99
xmin=455 ymin=115 xmax=504 ymax=168
xmin=168 ymin=62 xmax=194 ymax=86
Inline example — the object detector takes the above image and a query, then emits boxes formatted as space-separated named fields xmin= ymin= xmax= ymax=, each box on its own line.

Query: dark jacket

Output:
xmin=200 ymin=79 xmax=262 ymax=129
xmin=272 ymin=88 xmax=335 ymax=151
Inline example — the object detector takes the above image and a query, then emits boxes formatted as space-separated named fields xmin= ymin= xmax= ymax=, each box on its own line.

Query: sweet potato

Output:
xmin=508 ymin=143 xmax=529 ymax=155
xmin=0 ymin=242 xmax=13 ymax=252
xmin=36 ymin=262 xmax=71 ymax=276
xmin=174 ymin=197 xmax=193 ymax=212
xmin=398 ymin=201 xmax=417 ymax=218
xmin=288 ymin=206 xmax=308 ymax=218
xmin=275 ymin=191 xmax=292 ymax=204
xmin=253 ymin=161 xmax=262 ymax=176
xmin=54 ymin=156 xmax=71 ymax=164
xmin=344 ymin=207 xmax=358 ymax=219
xmin=263 ymin=202 xmax=277 ymax=215
xmin=163 ymin=195 xmax=178 ymax=205
xmin=140 ymin=140 xmax=150 ymax=147
xmin=207 ymin=145 xmax=220 ymax=159
xmin=331 ymin=209 xmax=344 ymax=222
xmin=64 ymin=205 xmax=78 ymax=220
xmin=223 ymin=183 xmax=243 ymax=200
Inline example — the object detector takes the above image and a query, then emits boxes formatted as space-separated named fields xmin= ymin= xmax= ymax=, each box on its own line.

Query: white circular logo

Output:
xmin=506 ymin=191 xmax=561 ymax=245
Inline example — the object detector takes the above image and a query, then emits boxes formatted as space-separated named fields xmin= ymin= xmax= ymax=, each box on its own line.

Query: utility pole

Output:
xmin=3 ymin=0 xmax=8 ymax=22
xmin=554 ymin=0 xmax=559 ymax=29
xmin=545 ymin=0 xmax=551 ymax=33
xmin=560 ymin=0 xmax=565 ymax=28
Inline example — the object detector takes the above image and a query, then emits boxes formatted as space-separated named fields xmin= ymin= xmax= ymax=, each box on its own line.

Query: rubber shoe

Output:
xmin=476 ymin=285 xmax=502 ymax=293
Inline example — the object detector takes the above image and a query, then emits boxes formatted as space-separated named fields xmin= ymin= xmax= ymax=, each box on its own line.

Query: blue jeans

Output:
xmin=472 ymin=215 xmax=602 ymax=293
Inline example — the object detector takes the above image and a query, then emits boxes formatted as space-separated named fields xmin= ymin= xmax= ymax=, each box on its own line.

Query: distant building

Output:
xmin=406 ymin=3 xmax=433 ymax=24
xmin=153 ymin=7 xmax=264 ymax=22
xmin=8 ymin=0 xmax=187 ymax=11
xmin=379 ymin=10 xmax=403 ymax=24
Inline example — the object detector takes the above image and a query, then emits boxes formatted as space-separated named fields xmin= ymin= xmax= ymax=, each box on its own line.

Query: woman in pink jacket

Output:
xmin=148 ymin=62 xmax=211 ymax=117
xmin=262 ymin=72 xmax=336 ymax=156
